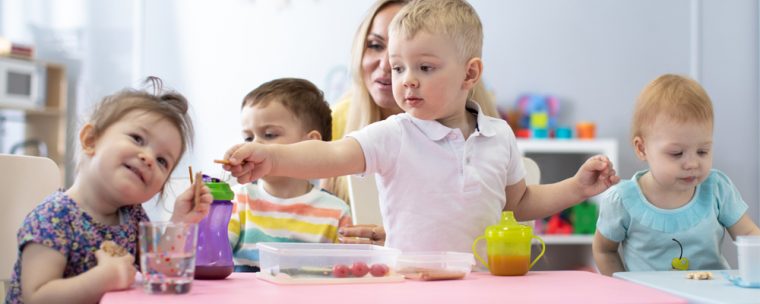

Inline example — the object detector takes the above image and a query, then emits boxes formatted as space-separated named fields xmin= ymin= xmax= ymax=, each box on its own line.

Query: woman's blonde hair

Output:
xmin=631 ymin=74 xmax=713 ymax=141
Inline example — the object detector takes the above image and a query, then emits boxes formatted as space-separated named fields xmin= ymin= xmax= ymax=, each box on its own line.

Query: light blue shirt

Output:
xmin=597 ymin=169 xmax=748 ymax=271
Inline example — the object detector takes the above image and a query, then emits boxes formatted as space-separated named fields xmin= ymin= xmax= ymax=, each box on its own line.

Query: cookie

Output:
xmin=686 ymin=271 xmax=713 ymax=280
xmin=100 ymin=240 xmax=128 ymax=257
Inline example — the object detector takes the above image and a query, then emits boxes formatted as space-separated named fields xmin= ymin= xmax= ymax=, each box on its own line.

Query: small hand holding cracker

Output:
xmin=95 ymin=241 xmax=136 ymax=290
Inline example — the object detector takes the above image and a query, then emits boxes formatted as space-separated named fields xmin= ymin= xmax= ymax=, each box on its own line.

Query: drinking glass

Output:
xmin=139 ymin=221 xmax=198 ymax=294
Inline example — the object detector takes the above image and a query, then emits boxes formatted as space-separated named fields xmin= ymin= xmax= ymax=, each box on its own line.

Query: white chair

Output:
xmin=0 ymin=154 xmax=61 ymax=298
xmin=347 ymin=157 xmax=541 ymax=226
xmin=347 ymin=174 xmax=383 ymax=226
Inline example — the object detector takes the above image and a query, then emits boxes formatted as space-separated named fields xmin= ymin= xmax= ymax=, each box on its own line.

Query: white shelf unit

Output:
xmin=516 ymin=138 xmax=618 ymax=271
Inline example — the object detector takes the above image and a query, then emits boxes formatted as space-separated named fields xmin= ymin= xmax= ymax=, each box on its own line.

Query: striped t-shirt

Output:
xmin=228 ymin=182 xmax=351 ymax=267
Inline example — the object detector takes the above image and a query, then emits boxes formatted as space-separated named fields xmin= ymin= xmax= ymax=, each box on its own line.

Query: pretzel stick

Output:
xmin=193 ymin=171 xmax=203 ymax=209
xmin=188 ymin=166 xmax=194 ymax=184
xmin=213 ymin=159 xmax=230 ymax=165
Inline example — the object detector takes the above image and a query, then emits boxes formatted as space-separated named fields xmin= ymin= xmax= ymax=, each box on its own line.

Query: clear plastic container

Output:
xmin=396 ymin=251 xmax=475 ymax=280
xmin=257 ymin=243 xmax=401 ymax=280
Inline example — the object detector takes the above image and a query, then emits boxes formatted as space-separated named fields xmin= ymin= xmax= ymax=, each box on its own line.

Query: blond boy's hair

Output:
xmin=632 ymin=74 xmax=714 ymax=140
xmin=389 ymin=0 xmax=482 ymax=61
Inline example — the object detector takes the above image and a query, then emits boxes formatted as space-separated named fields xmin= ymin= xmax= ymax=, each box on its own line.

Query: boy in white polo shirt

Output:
xmin=222 ymin=0 xmax=620 ymax=253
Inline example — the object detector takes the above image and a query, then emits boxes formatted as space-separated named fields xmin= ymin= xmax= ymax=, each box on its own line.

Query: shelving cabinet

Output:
xmin=516 ymin=138 xmax=618 ymax=270
xmin=0 ymin=59 xmax=67 ymax=179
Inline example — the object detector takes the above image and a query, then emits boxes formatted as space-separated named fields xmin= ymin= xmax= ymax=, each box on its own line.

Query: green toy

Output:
xmin=571 ymin=201 xmax=597 ymax=234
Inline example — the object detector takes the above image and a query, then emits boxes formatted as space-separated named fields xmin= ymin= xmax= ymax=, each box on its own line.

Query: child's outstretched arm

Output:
xmin=727 ymin=214 xmax=760 ymax=238
xmin=223 ymin=138 xmax=365 ymax=184
xmin=170 ymin=178 xmax=213 ymax=223
xmin=20 ymin=244 xmax=135 ymax=304
xmin=593 ymin=231 xmax=625 ymax=276
xmin=505 ymin=155 xmax=619 ymax=220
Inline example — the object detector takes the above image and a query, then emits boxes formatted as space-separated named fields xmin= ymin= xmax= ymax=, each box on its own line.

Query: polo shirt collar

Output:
xmin=408 ymin=100 xmax=496 ymax=141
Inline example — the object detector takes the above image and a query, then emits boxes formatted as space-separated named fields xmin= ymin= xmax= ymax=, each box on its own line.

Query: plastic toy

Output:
xmin=571 ymin=201 xmax=598 ymax=234
xmin=516 ymin=94 xmax=560 ymax=139
xmin=576 ymin=121 xmax=596 ymax=139
xmin=545 ymin=214 xmax=573 ymax=235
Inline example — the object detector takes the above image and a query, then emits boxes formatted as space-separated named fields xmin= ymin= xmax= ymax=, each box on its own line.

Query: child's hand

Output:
xmin=222 ymin=143 xmax=273 ymax=184
xmin=94 ymin=248 xmax=136 ymax=291
xmin=171 ymin=180 xmax=213 ymax=223
xmin=573 ymin=155 xmax=620 ymax=198
xmin=338 ymin=225 xmax=386 ymax=246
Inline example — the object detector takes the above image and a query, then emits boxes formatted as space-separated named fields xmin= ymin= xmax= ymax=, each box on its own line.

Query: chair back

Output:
xmin=0 ymin=154 xmax=61 ymax=296
xmin=347 ymin=175 xmax=383 ymax=226
xmin=523 ymin=157 xmax=541 ymax=186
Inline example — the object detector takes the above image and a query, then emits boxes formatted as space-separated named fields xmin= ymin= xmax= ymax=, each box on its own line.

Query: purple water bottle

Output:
xmin=194 ymin=175 xmax=234 ymax=280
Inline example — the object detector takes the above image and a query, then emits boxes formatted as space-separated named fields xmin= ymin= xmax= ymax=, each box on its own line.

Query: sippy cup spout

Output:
xmin=500 ymin=211 xmax=518 ymax=225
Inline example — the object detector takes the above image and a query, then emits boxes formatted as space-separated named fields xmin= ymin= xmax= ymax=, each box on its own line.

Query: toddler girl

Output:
xmin=593 ymin=74 xmax=760 ymax=276
xmin=5 ymin=77 xmax=213 ymax=303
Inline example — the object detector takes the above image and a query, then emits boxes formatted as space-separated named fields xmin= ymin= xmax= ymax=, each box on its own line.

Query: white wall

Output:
xmin=3 ymin=0 xmax=757 ymax=265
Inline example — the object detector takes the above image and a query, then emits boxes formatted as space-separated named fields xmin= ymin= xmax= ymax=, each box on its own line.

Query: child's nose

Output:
xmin=403 ymin=76 xmax=418 ymax=88
xmin=139 ymin=153 xmax=154 ymax=168
xmin=683 ymin=156 xmax=699 ymax=169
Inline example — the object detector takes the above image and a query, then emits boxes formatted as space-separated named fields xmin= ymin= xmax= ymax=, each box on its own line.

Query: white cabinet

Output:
xmin=516 ymin=138 xmax=619 ymax=270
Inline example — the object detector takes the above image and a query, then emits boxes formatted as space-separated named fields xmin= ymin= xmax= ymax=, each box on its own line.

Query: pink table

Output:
xmin=102 ymin=271 xmax=686 ymax=304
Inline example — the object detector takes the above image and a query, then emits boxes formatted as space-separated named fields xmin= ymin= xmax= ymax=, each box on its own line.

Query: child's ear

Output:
xmin=79 ymin=124 xmax=98 ymax=156
xmin=462 ymin=57 xmax=483 ymax=90
xmin=306 ymin=130 xmax=323 ymax=141
xmin=633 ymin=136 xmax=647 ymax=160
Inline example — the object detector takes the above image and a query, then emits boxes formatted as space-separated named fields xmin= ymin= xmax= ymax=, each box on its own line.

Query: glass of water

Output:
xmin=139 ymin=221 xmax=198 ymax=294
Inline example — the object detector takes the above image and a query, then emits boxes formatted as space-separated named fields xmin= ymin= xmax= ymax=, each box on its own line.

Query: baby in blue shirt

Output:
xmin=593 ymin=74 xmax=760 ymax=276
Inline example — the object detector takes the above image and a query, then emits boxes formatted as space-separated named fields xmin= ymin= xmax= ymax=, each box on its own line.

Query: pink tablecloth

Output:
xmin=102 ymin=271 xmax=686 ymax=304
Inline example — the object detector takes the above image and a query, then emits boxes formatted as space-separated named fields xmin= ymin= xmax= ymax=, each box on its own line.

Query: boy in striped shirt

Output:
xmin=228 ymin=78 xmax=351 ymax=272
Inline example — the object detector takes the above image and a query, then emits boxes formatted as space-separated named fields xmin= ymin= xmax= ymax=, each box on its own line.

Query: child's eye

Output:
xmin=698 ymin=150 xmax=709 ymax=156
xmin=420 ymin=65 xmax=434 ymax=72
xmin=392 ymin=66 xmax=403 ymax=73
xmin=669 ymin=152 xmax=683 ymax=158
xmin=243 ymin=136 xmax=254 ymax=142
xmin=130 ymin=134 xmax=144 ymax=145
xmin=157 ymin=157 xmax=169 ymax=169
xmin=263 ymin=132 xmax=278 ymax=139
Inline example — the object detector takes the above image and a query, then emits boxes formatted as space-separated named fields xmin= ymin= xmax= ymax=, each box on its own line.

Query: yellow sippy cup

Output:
xmin=472 ymin=211 xmax=546 ymax=276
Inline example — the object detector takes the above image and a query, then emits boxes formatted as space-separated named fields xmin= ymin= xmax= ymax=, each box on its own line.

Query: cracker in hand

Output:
xmin=100 ymin=240 xmax=128 ymax=257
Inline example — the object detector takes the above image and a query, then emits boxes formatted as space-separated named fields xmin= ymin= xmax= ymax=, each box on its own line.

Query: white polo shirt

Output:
xmin=347 ymin=101 xmax=525 ymax=252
